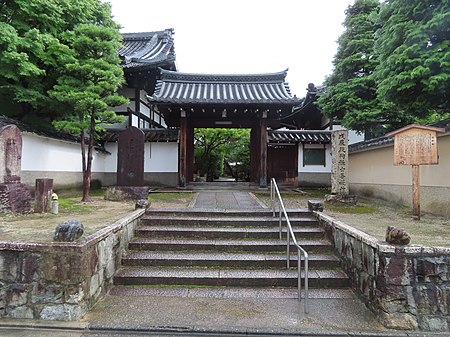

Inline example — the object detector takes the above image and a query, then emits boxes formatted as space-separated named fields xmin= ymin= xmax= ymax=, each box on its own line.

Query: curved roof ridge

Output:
xmin=119 ymin=29 xmax=175 ymax=70
xmin=159 ymin=68 xmax=289 ymax=84
xmin=121 ymin=28 xmax=174 ymax=41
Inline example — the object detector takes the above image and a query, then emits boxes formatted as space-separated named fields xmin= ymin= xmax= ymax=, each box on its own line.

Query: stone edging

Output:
xmin=316 ymin=212 xmax=450 ymax=255
xmin=0 ymin=208 xmax=145 ymax=321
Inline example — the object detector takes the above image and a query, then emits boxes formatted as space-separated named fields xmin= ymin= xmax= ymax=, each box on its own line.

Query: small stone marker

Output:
xmin=0 ymin=124 xmax=32 ymax=214
xmin=34 ymin=178 xmax=53 ymax=213
xmin=308 ymin=200 xmax=323 ymax=212
xmin=54 ymin=219 xmax=84 ymax=242
xmin=135 ymin=199 xmax=149 ymax=209
xmin=385 ymin=226 xmax=410 ymax=245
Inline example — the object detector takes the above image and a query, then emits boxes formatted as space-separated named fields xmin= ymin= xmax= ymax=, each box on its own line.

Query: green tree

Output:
xmin=0 ymin=0 xmax=113 ymax=124
xmin=317 ymin=0 xmax=397 ymax=137
xmin=194 ymin=128 xmax=250 ymax=182
xmin=374 ymin=0 xmax=450 ymax=122
xmin=49 ymin=23 xmax=126 ymax=201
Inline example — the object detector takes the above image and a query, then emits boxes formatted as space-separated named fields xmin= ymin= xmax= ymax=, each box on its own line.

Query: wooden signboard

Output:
xmin=386 ymin=124 xmax=445 ymax=220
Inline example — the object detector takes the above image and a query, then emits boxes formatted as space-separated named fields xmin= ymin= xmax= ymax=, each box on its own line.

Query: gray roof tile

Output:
xmin=268 ymin=130 xmax=331 ymax=144
xmin=119 ymin=29 xmax=175 ymax=70
xmin=148 ymin=69 xmax=300 ymax=105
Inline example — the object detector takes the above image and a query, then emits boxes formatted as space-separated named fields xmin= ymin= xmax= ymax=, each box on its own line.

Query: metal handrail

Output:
xmin=270 ymin=178 xmax=309 ymax=313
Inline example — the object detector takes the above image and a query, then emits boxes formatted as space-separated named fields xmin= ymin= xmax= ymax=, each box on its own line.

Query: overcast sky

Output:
xmin=106 ymin=0 xmax=354 ymax=97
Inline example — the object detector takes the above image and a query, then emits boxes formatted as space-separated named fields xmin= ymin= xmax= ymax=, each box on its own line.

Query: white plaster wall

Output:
xmin=298 ymin=143 xmax=332 ymax=173
xmin=103 ymin=142 xmax=178 ymax=173
xmin=21 ymin=133 xmax=108 ymax=173
xmin=144 ymin=142 xmax=178 ymax=172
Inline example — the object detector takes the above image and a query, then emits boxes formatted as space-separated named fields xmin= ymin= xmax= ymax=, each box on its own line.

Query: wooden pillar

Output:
xmin=179 ymin=117 xmax=187 ymax=187
xmin=412 ymin=164 xmax=420 ymax=220
xmin=186 ymin=124 xmax=194 ymax=182
xmin=250 ymin=126 xmax=260 ymax=183
xmin=259 ymin=119 xmax=268 ymax=188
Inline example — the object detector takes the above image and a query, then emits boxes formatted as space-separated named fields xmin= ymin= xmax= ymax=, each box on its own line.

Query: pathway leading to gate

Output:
xmin=191 ymin=190 xmax=266 ymax=209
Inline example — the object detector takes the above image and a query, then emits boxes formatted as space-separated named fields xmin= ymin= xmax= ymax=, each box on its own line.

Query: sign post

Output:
xmin=386 ymin=125 xmax=444 ymax=220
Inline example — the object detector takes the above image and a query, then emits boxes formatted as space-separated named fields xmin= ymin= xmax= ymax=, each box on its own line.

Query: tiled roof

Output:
xmin=348 ymin=135 xmax=393 ymax=153
xmin=101 ymin=128 xmax=179 ymax=142
xmin=349 ymin=118 xmax=450 ymax=153
xmin=119 ymin=29 xmax=176 ymax=70
xmin=268 ymin=130 xmax=331 ymax=143
xmin=148 ymin=69 xmax=300 ymax=105
xmin=0 ymin=115 xmax=80 ymax=143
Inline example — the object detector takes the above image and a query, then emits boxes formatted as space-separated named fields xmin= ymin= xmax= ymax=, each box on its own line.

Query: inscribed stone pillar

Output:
xmin=117 ymin=126 xmax=145 ymax=186
xmin=0 ymin=124 xmax=32 ymax=214
xmin=331 ymin=130 xmax=349 ymax=195
xmin=0 ymin=124 xmax=22 ymax=183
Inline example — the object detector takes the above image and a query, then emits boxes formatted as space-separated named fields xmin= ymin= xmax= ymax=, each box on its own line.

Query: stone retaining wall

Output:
xmin=0 ymin=209 xmax=144 ymax=321
xmin=317 ymin=213 xmax=450 ymax=331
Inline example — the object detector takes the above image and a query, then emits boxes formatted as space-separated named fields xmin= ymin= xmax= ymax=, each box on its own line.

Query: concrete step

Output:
xmin=122 ymin=251 xmax=339 ymax=269
xmin=110 ymin=286 xmax=355 ymax=299
xmin=128 ymin=238 xmax=334 ymax=254
xmin=114 ymin=268 xmax=350 ymax=288
xmin=135 ymin=225 xmax=324 ymax=240
xmin=140 ymin=216 xmax=319 ymax=228
xmin=144 ymin=208 xmax=314 ymax=218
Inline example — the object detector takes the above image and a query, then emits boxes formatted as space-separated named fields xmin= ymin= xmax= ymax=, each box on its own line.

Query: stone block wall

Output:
xmin=317 ymin=213 xmax=450 ymax=331
xmin=0 ymin=209 xmax=144 ymax=321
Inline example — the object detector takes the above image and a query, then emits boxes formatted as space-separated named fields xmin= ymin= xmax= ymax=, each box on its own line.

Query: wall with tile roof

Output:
xmin=349 ymin=132 xmax=450 ymax=216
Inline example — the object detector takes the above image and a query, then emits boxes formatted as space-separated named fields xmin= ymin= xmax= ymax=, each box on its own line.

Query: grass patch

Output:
xmin=57 ymin=197 xmax=94 ymax=214
xmin=148 ymin=192 xmax=193 ymax=202
xmin=148 ymin=192 xmax=195 ymax=208
xmin=326 ymin=203 xmax=377 ymax=214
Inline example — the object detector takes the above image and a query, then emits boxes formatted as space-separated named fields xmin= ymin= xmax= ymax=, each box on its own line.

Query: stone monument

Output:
xmin=0 ymin=124 xmax=32 ymax=213
xmin=105 ymin=126 xmax=148 ymax=201
xmin=326 ymin=129 xmax=356 ymax=204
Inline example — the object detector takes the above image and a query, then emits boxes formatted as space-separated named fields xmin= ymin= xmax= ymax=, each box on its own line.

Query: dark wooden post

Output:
xmin=259 ymin=119 xmax=268 ymax=188
xmin=34 ymin=178 xmax=53 ymax=213
xmin=186 ymin=124 xmax=194 ymax=182
xmin=179 ymin=116 xmax=187 ymax=187
xmin=412 ymin=164 xmax=420 ymax=220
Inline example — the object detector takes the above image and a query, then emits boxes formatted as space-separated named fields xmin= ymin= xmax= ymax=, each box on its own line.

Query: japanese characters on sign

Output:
xmin=331 ymin=130 xmax=349 ymax=195
xmin=392 ymin=128 xmax=439 ymax=166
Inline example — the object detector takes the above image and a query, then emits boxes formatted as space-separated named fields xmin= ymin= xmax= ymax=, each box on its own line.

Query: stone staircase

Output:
xmin=113 ymin=209 xmax=349 ymax=293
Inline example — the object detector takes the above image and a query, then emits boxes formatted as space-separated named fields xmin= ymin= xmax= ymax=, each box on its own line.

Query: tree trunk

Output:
xmin=81 ymin=113 xmax=96 ymax=202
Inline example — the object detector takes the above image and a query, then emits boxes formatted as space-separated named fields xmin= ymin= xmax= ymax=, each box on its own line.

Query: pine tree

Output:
xmin=49 ymin=23 xmax=127 ymax=201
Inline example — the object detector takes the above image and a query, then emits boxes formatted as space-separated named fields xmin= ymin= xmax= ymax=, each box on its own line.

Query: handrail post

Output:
xmin=279 ymin=208 xmax=282 ymax=240
xmin=270 ymin=178 xmax=308 ymax=313
xmin=271 ymin=179 xmax=274 ymax=216
xmin=298 ymin=250 xmax=301 ymax=300
xmin=304 ymin=255 xmax=309 ymax=313
xmin=287 ymin=233 xmax=290 ymax=269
